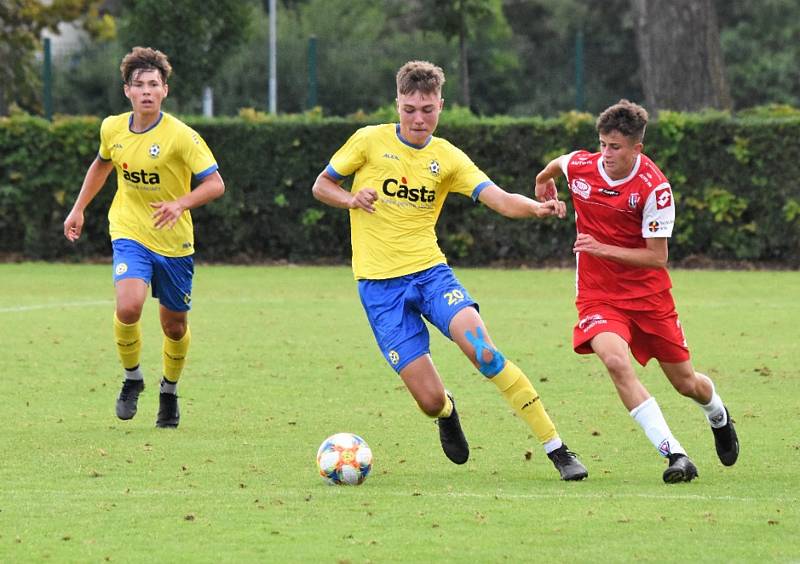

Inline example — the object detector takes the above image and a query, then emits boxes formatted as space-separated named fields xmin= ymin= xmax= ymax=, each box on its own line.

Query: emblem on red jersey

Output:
xmin=655 ymin=187 xmax=673 ymax=209
xmin=571 ymin=178 xmax=591 ymax=200
xmin=628 ymin=193 xmax=641 ymax=209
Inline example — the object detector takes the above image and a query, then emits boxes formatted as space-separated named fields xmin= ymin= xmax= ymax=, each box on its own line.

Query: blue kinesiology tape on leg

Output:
xmin=465 ymin=327 xmax=506 ymax=377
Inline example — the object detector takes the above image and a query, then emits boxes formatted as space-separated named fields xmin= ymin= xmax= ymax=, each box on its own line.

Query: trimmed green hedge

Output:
xmin=1 ymin=112 xmax=799 ymax=266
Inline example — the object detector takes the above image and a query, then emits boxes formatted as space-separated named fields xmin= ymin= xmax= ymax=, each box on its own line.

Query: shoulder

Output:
xmin=100 ymin=112 xmax=130 ymax=133
xmin=640 ymin=154 xmax=669 ymax=183
xmin=567 ymin=150 xmax=598 ymax=168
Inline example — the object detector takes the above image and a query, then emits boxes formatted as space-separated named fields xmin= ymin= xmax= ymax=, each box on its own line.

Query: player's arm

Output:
xmin=312 ymin=170 xmax=377 ymax=213
xmin=573 ymin=234 xmax=668 ymax=268
xmin=534 ymin=154 xmax=568 ymax=202
xmin=477 ymin=184 xmax=566 ymax=219
xmin=151 ymin=171 xmax=225 ymax=230
xmin=63 ymin=157 xmax=115 ymax=242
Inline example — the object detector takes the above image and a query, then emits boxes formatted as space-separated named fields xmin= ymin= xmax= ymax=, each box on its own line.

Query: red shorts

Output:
xmin=573 ymin=291 xmax=690 ymax=366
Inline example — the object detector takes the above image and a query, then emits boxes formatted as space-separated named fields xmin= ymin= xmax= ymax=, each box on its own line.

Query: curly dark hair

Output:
xmin=596 ymin=99 xmax=649 ymax=142
xmin=120 ymin=46 xmax=172 ymax=85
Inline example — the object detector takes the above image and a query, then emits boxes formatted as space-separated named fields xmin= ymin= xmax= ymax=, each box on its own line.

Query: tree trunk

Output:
xmin=632 ymin=0 xmax=731 ymax=113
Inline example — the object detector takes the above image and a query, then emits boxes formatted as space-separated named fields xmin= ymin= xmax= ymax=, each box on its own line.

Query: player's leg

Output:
xmin=357 ymin=272 xmax=468 ymax=464
xmin=398 ymin=354 xmax=469 ymax=464
xmin=151 ymin=253 xmax=194 ymax=428
xmin=660 ymin=360 xmax=739 ymax=466
xmin=448 ymin=306 xmax=587 ymax=480
xmin=588 ymin=329 xmax=696 ymax=482
xmin=112 ymin=240 xmax=152 ymax=420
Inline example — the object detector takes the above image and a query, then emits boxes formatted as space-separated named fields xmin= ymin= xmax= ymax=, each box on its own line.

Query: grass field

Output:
xmin=1 ymin=263 xmax=798 ymax=563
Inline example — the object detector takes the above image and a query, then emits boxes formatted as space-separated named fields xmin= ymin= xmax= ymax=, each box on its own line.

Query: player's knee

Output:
xmin=116 ymin=304 xmax=142 ymax=324
xmin=162 ymin=320 xmax=187 ymax=340
xmin=671 ymin=374 xmax=698 ymax=397
xmin=464 ymin=327 xmax=506 ymax=377
xmin=602 ymin=352 xmax=631 ymax=379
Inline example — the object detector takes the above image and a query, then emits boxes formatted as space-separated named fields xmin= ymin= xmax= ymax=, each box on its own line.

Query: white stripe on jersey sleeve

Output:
xmin=641 ymin=182 xmax=676 ymax=238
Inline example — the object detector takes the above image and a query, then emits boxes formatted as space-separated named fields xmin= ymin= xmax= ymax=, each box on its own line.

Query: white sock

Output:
xmin=630 ymin=397 xmax=686 ymax=457
xmin=160 ymin=378 xmax=177 ymax=395
xmin=694 ymin=375 xmax=727 ymax=428
xmin=543 ymin=437 xmax=563 ymax=455
xmin=124 ymin=365 xmax=144 ymax=381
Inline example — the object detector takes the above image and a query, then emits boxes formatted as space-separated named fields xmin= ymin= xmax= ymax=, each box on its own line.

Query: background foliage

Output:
xmin=2 ymin=110 xmax=799 ymax=265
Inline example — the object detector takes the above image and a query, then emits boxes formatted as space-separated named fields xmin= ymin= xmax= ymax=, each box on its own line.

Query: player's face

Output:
xmin=599 ymin=130 xmax=642 ymax=180
xmin=396 ymin=90 xmax=443 ymax=146
xmin=124 ymin=69 xmax=168 ymax=117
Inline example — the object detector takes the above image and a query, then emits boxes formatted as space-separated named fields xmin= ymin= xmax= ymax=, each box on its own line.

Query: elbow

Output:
xmin=213 ymin=178 xmax=225 ymax=199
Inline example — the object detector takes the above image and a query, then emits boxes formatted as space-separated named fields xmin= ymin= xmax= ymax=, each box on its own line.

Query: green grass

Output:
xmin=0 ymin=263 xmax=798 ymax=563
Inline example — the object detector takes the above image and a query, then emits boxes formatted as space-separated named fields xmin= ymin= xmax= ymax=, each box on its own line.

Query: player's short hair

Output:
xmin=120 ymin=46 xmax=172 ymax=85
xmin=597 ymin=99 xmax=649 ymax=143
xmin=396 ymin=61 xmax=445 ymax=96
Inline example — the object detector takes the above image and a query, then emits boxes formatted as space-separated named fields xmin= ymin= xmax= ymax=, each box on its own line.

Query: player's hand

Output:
xmin=349 ymin=188 xmax=378 ymax=213
xmin=573 ymin=233 xmax=604 ymax=256
xmin=534 ymin=198 xmax=566 ymax=219
xmin=535 ymin=178 xmax=558 ymax=202
xmin=150 ymin=200 xmax=185 ymax=229
xmin=63 ymin=209 xmax=85 ymax=242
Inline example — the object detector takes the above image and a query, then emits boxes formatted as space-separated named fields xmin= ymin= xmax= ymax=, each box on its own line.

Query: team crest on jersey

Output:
xmin=655 ymin=187 xmax=673 ymax=209
xmin=149 ymin=143 xmax=161 ymax=158
xmin=570 ymin=178 xmax=591 ymax=200
xmin=628 ymin=193 xmax=641 ymax=209
xmin=428 ymin=159 xmax=440 ymax=176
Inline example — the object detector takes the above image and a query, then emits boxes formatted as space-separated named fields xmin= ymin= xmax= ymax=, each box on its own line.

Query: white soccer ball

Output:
xmin=316 ymin=432 xmax=373 ymax=486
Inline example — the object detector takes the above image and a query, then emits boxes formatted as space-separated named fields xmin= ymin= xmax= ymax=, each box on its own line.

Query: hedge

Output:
xmin=1 ymin=111 xmax=799 ymax=266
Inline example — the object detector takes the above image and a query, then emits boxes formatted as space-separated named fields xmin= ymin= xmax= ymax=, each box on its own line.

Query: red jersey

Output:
xmin=562 ymin=150 xmax=675 ymax=304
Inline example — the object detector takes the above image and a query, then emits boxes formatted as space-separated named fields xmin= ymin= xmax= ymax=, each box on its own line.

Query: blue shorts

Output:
xmin=358 ymin=263 xmax=478 ymax=373
xmin=111 ymin=238 xmax=194 ymax=312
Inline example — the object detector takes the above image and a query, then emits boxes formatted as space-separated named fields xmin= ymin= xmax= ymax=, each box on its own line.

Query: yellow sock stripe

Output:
xmin=163 ymin=326 xmax=191 ymax=383
xmin=490 ymin=361 xmax=558 ymax=444
xmin=113 ymin=313 xmax=141 ymax=370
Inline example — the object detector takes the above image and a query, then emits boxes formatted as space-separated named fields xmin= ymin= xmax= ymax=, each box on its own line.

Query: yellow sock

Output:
xmin=163 ymin=326 xmax=191 ymax=383
xmin=416 ymin=394 xmax=453 ymax=418
xmin=490 ymin=361 xmax=558 ymax=444
xmin=113 ymin=313 xmax=141 ymax=370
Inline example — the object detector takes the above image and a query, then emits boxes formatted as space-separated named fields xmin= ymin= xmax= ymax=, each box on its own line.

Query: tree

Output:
xmin=632 ymin=0 xmax=731 ymax=113
xmin=0 ymin=0 xmax=111 ymax=115
xmin=117 ymin=0 xmax=255 ymax=112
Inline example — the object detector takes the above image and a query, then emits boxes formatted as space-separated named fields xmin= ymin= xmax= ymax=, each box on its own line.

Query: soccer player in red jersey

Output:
xmin=534 ymin=99 xmax=739 ymax=483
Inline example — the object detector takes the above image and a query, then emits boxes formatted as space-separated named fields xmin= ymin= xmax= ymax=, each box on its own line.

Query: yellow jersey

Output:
xmin=98 ymin=112 xmax=218 ymax=257
xmin=327 ymin=124 xmax=492 ymax=279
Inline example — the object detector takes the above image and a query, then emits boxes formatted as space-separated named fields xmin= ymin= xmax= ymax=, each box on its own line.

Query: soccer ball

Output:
xmin=316 ymin=432 xmax=373 ymax=486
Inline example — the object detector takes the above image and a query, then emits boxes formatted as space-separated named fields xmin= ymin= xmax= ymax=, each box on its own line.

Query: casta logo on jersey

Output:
xmin=382 ymin=176 xmax=435 ymax=202
xmin=121 ymin=162 xmax=160 ymax=184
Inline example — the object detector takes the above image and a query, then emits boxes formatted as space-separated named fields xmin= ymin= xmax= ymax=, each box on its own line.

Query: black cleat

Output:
xmin=547 ymin=444 xmax=588 ymax=481
xmin=711 ymin=408 xmax=739 ymax=466
xmin=116 ymin=379 xmax=144 ymax=420
xmin=436 ymin=392 xmax=469 ymax=464
xmin=663 ymin=453 xmax=698 ymax=483
xmin=156 ymin=393 xmax=180 ymax=428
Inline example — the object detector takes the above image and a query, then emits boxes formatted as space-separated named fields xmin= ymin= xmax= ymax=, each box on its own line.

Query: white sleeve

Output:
xmin=642 ymin=183 xmax=675 ymax=238
xmin=560 ymin=151 xmax=579 ymax=181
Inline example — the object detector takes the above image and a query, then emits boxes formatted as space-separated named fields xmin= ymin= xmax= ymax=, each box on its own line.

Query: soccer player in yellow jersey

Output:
xmin=312 ymin=60 xmax=588 ymax=480
xmin=63 ymin=47 xmax=225 ymax=428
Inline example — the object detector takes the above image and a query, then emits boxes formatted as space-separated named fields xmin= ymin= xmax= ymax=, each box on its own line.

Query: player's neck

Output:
xmin=130 ymin=111 xmax=162 ymax=133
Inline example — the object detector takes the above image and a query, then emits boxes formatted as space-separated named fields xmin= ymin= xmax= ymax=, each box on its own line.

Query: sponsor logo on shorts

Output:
xmin=115 ymin=262 xmax=128 ymax=276
xmin=388 ymin=350 xmax=400 ymax=365
xmin=578 ymin=313 xmax=607 ymax=333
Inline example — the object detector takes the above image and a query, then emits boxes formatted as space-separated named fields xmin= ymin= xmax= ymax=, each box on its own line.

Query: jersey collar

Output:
xmin=395 ymin=123 xmax=432 ymax=149
xmin=128 ymin=111 xmax=164 ymax=134
xmin=597 ymin=154 xmax=641 ymax=187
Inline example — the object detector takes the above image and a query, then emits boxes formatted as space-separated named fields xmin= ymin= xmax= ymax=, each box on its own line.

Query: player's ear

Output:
xmin=163 ymin=83 xmax=169 ymax=98
xmin=123 ymin=83 xmax=130 ymax=99
xmin=439 ymin=97 xmax=444 ymax=111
